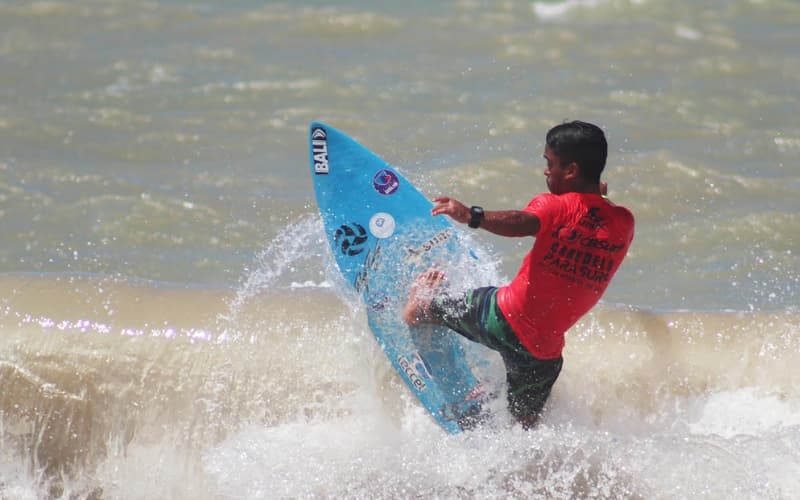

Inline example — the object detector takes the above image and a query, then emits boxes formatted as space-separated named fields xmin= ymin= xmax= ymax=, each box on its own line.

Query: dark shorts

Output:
xmin=429 ymin=287 xmax=563 ymax=423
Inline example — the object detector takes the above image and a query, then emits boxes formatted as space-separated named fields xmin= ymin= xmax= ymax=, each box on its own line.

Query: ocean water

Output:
xmin=1 ymin=0 xmax=798 ymax=498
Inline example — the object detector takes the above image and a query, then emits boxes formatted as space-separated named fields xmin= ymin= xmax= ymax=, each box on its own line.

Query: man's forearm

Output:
xmin=479 ymin=210 xmax=540 ymax=237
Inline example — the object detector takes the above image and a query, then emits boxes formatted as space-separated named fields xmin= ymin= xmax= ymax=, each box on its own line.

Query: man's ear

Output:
xmin=564 ymin=161 xmax=579 ymax=179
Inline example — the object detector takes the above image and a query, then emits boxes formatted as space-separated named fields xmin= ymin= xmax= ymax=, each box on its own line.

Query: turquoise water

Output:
xmin=1 ymin=0 xmax=799 ymax=498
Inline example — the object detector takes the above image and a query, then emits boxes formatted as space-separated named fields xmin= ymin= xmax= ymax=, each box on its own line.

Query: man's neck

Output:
xmin=567 ymin=181 xmax=603 ymax=195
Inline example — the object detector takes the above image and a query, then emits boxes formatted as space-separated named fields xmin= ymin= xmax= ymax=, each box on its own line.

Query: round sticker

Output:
xmin=373 ymin=169 xmax=400 ymax=195
xmin=369 ymin=212 xmax=396 ymax=239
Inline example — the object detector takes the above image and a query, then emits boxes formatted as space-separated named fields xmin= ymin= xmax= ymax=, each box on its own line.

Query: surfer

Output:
xmin=404 ymin=121 xmax=635 ymax=429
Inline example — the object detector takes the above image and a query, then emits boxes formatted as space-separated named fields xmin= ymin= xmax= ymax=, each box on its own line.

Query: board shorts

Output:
xmin=429 ymin=286 xmax=563 ymax=425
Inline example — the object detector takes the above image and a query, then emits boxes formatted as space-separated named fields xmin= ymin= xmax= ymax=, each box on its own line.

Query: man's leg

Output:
xmin=504 ymin=354 xmax=563 ymax=429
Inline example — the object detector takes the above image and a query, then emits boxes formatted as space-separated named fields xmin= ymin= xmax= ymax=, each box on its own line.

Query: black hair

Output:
xmin=546 ymin=121 xmax=607 ymax=184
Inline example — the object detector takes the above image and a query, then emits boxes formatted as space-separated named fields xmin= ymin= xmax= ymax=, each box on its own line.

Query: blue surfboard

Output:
xmin=309 ymin=122 xmax=490 ymax=433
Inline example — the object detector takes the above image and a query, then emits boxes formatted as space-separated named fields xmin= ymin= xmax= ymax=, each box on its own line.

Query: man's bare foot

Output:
xmin=403 ymin=269 xmax=446 ymax=326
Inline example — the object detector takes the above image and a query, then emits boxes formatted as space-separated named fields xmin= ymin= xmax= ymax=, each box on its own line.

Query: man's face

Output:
xmin=543 ymin=145 xmax=571 ymax=194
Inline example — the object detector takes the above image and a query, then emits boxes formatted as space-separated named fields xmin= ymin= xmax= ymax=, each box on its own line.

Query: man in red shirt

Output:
xmin=404 ymin=120 xmax=635 ymax=428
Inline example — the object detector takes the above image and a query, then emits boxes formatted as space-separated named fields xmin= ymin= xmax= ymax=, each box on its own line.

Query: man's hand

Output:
xmin=431 ymin=196 xmax=470 ymax=224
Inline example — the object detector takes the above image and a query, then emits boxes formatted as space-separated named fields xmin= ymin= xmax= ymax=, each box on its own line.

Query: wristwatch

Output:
xmin=468 ymin=205 xmax=485 ymax=228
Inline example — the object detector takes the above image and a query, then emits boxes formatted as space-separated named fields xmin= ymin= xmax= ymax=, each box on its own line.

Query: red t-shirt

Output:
xmin=496 ymin=192 xmax=634 ymax=359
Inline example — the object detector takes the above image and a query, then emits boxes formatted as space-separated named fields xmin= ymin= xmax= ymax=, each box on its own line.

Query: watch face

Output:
xmin=469 ymin=206 xmax=484 ymax=228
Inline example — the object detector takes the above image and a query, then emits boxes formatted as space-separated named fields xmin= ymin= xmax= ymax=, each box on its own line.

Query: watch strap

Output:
xmin=468 ymin=205 xmax=484 ymax=228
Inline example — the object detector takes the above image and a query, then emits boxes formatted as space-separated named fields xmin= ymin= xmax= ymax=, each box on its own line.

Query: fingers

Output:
xmin=430 ymin=197 xmax=450 ymax=216
xmin=430 ymin=196 xmax=465 ymax=220
xmin=431 ymin=204 xmax=448 ymax=217
xmin=417 ymin=268 xmax=445 ymax=284
xmin=431 ymin=196 xmax=451 ymax=213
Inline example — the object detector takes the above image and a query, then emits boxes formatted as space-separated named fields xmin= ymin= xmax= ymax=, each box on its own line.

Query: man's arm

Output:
xmin=431 ymin=196 xmax=540 ymax=237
